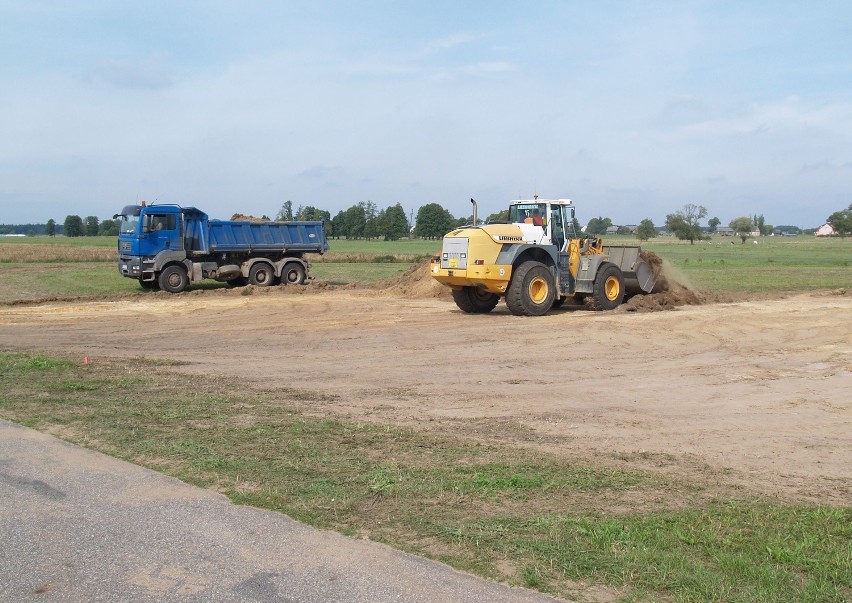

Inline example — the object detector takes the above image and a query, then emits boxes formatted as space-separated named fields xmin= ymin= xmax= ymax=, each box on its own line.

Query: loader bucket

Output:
xmin=603 ymin=246 xmax=659 ymax=294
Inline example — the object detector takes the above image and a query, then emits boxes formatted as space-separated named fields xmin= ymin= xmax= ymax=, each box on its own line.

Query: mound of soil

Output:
xmin=230 ymin=214 xmax=269 ymax=222
xmin=619 ymin=252 xmax=702 ymax=312
xmin=382 ymin=259 xmax=452 ymax=300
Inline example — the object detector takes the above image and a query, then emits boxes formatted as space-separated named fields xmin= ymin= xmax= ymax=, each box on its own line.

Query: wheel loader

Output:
xmin=430 ymin=198 xmax=659 ymax=316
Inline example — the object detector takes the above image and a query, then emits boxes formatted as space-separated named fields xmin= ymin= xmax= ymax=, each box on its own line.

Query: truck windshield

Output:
xmin=118 ymin=214 xmax=139 ymax=234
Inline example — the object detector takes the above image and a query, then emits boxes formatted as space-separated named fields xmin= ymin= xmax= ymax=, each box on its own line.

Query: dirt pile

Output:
xmin=230 ymin=214 xmax=269 ymax=222
xmin=382 ymin=258 xmax=452 ymax=300
xmin=619 ymin=253 xmax=702 ymax=312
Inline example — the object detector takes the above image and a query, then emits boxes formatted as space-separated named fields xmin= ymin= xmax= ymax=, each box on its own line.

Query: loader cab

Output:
xmin=507 ymin=199 xmax=576 ymax=251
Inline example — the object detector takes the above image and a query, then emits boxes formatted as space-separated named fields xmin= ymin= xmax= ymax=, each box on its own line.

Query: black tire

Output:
xmin=280 ymin=263 xmax=307 ymax=285
xmin=451 ymin=287 xmax=500 ymax=313
xmin=505 ymin=261 xmax=556 ymax=316
xmin=139 ymin=279 xmax=159 ymax=290
xmin=590 ymin=263 xmax=625 ymax=310
xmin=227 ymin=276 xmax=248 ymax=288
xmin=248 ymin=262 xmax=275 ymax=287
xmin=158 ymin=265 xmax=188 ymax=293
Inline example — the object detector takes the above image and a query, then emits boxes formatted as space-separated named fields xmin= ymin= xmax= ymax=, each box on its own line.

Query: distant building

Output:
xmin=815 ymin=223 xmax=837 ymax=237
xmin=605 ymin=225 xmax=620 ymax=234
xmin=715 ymin=226 xmax=735 ymax=236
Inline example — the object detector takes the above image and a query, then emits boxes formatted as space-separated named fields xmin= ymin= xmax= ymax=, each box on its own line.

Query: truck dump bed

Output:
xmin=202 ymin=220 xmax=328 ymax=254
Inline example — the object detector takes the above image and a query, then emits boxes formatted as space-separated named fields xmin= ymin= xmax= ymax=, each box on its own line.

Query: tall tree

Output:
xmin=343 ymin=203 xmax=367 ymax=239
xmin=729 ymin=216 xmax=755 ymax=243
xmin=585 ymin=216 xmax=612 ymax=235
xmin=63 ymin=215 xmax=84 ymax=237
xmin=276 ymin=201 xmax=293 ymax=221
xmin=414 ymin=203 xmax=456 ymax=239
xmin=827 ymin=204 xmax=852 ymax=237
xmin=381 ymin=203 xmax=410 ymax=240
xmin=45 ymin=219 xmax=56 ymax=238
xmin=331 ymin=210 xmax=347 ymax=239
xmin=665 ymin=203 xmax=707 ymax=245
xmin=637 ymin=218 xmax=657 ymax=241
xmin=708 ymin=216 xmax=721 ymax=233
xmin=485 ymin=209 xmax=509 ymax=223
xmin=84 ymin=216 xmax=100 ymax=236
xmin=99 ymin=219 xmax=118 ymax=236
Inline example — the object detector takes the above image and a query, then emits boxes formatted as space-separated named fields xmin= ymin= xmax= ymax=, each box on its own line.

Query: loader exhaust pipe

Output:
xmin=470 ymin=198 xmax=477 ymax=226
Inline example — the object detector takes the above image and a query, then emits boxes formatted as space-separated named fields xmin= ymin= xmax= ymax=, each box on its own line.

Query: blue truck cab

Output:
xmin=115 ymin=203 xmax=328 ymax=293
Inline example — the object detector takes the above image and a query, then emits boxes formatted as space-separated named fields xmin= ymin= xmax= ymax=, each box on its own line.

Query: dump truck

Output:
xmin=430 ymin=198 xmax=659 ymax=315
xmin=115 ymin=203 xmax=328 ymax=293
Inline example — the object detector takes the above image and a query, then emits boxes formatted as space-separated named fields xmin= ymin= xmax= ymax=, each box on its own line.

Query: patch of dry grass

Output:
xmin=0 ymin=243 xmax=117 ymax=263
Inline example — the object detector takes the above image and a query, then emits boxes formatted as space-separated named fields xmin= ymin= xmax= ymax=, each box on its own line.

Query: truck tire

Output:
xmin=505 ymin=261 xmax=556 ymax=316
xmin=452 ymin=286 xmax=499 ymax=313
xmin=280 ymin=263 xmax=306 ymax=285
xmin=248 ymin=262 xmax=275 ymax=287
xmin=158 ymin=265 xmax=188 ymax=293
xmin=590 ymin=263 xmax=625 ymax=310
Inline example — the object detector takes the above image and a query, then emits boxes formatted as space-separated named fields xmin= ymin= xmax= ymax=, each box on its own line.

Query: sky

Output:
xmin=1 ymin=1 xmax=850 ymax=228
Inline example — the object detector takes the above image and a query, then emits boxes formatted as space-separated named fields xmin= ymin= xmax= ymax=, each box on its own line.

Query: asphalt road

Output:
xmin=0 ymin=420 xmax=566 ymax=603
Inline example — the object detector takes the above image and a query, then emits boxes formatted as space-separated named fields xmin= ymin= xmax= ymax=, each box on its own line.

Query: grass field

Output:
xmin=1 ymin=235 xmax=850 ymax=601
xmin=0 ymin=235 xmax=849 ymax=301
xmin=1 ymin=353 xmax=849 ymax=602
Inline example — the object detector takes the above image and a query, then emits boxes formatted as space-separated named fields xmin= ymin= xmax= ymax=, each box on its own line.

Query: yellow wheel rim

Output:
xmin=529 ymin=277 xmax=549 ymax=303
xmin=605 ymin=276 xmax=620 ymax=301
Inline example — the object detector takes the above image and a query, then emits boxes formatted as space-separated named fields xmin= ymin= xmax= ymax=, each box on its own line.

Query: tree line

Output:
xmin=14 ymin=200 xmax=852 ymax=240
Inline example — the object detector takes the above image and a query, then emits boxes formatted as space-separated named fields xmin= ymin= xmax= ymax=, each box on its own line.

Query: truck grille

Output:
xmin=119 ymin=241 xmax=131 ymax=252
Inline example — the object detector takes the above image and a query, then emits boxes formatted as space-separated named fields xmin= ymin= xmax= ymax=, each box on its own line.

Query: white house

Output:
xmin=815 ymin=223 xmax=837 ymax=237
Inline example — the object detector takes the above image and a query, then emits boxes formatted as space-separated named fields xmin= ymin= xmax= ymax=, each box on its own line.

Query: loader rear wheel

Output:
xmin=158 ymin=265 xmax=188 ymax=294
xmin=590 ymin=263 xmax=625 ymax=311
xmin=506 ymin=261 xmax=556 ymax=316
xmin=248 ymin=262 xmax=275 ymax=287
xmin=452 ymin=287 xmax=499 ymax=314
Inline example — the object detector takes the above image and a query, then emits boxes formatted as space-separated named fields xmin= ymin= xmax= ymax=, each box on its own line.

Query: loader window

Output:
xmin=510 ymin=203 xmax=547 ymax=225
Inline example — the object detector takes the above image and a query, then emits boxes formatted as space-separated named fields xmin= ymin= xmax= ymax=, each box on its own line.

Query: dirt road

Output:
xmin=0 ymin=285 xmax=849 ymax=505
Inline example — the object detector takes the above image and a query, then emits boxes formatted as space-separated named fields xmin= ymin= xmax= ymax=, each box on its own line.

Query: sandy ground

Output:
xmin=0 ymin=281 xmax=849 ymax=506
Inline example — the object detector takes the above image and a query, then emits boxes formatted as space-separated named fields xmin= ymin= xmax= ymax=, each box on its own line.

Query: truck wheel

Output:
xmin=248 ymin=262 xmax=275 ymax=286
xmin=590 ymin=263 xmax=625 ymax=310
xmin=506 ymin=261 xmax=556 ymax=316
xmin=280 ymin=263 xmax=306 ymax=285
xmin=452 ymin=287 xmax=499 ymax=313
xmin=158 ymin=265 xmax=188 ymax=293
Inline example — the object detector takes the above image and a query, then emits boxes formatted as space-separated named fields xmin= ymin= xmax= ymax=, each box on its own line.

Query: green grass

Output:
xmin=2 ymin=235 xmax=849 ymax=301
xmin=638 ymin=236 xmax=852 ymax=292
xmin=1 ymin=352 xmax=849 ymax=603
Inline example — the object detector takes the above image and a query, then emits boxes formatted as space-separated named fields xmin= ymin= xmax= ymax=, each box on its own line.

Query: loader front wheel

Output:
xmin=506 ymin=261 xmax=556 ymax=316
xmin=452 ymin=287 xmax=499 ymax=313
xmin=590 ymin=263 xmax=625 ymax=311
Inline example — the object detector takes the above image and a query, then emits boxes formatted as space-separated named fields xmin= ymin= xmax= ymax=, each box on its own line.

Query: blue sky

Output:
xmin=1 ymin=1 xmax=850 ymax=228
